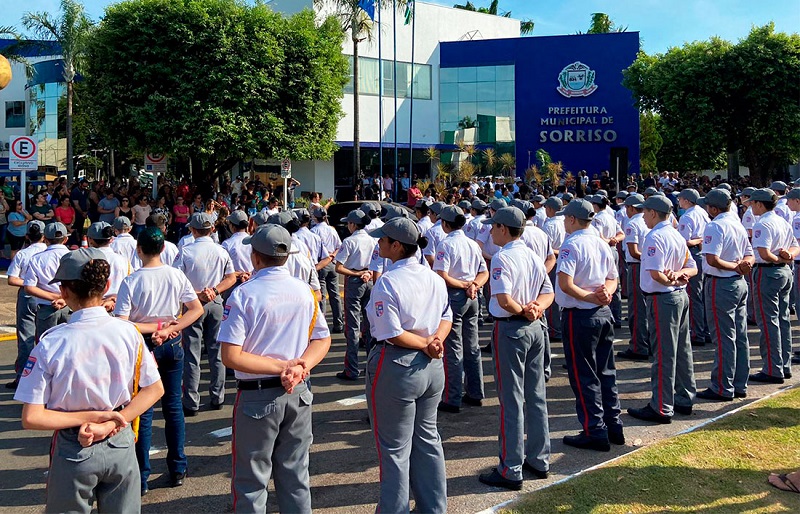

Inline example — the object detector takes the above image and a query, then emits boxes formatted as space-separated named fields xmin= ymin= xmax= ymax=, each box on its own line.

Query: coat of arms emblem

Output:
xmin=557 ymin=61 xmax=598 ymax=98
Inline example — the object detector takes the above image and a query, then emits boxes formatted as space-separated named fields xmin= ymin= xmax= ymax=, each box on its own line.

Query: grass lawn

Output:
xmin=506 ymin=387 xmax=800 ymax=513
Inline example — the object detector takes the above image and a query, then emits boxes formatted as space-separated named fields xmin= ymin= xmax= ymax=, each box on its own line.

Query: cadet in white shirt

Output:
xmin=771 ymin=181 xmax=792 ymax=223
xmin=23 ymin=222 xmax=71 ymax=340
xmin=336 ymin=209 xmax=377 ymax=380
xmin=464 ymin=199 xmax=487 ymax=240
xmin=531 ymin=195 xmax=547 ymax=228
xmin=589 ymin=195 xmax=625 ymax=327
xmin=369 ymin=204 xmax=423 ymax=281
xmin=220 ymin=225 xmax=331 ymax=514
xmin=86 ymin=222 xmax=131 ymax=312
xmin=677 ymin=189 xmax=711 ymax=346
xmin=116 ymin=227 xmax=204 ymax=494
xmin=477 ymin=199 xmax=507 ymax=334
xmin=265 ymin=211 xmax=323 ymax=297
xmin=110 ymin=216 xmax=138 ymax=268
xmin=6 ymin=221 xmax=46 ymax=389
xmin=786 ymin=189 xmax=800 ymax=355
xmin=131 ymin=214 xmax=179 ymax=268
xmin=361 ymin=202 xmax=384 ymax=232
xmin=556 ymin=200 xmax=623 ymax=452
xmin=424 ymin=202 xmax=447 ymax=266
xmin=15 ymin=249 xmax=163 ymax=514
xmin=695 ymin=190 xmax=754 ymax=402
xmin=629 ymin=195 xmax=697 ymax=424
xmin=749 ymin=188 xmax=799 ymax=384
xmin=479 ymin=207 xmax=553 ymax=489
xmin=365 ymin=217 xmax=451 ymax=513
xmin=415 ymin=202 xmax=433 ymax=236
xmin=221 ymin=210 xmax=254 ymax=301
xmin=311 ymin=207 xmax=343 ymax=332
xmin=174 ymin=212 xmax=237 ymax=415
xmin=738 ymin=187 xmax=759 ymax=324
xmin=617 ymin=194 xmax=650 ymax=361
xmin=433 ymin=205 xmax=488 ymax=412
xmin=542 ymin=197 xmax=566 ymax=343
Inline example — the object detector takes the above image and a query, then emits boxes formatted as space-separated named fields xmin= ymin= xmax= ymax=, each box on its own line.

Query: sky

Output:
xmin=2 ymin=0 xmax=798 ymax=54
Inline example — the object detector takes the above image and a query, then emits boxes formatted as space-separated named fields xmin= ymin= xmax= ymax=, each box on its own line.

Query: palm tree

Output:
xmin=578 ymin=13 xmax=627 ymax=34
xmin=320 ymin=0 xmax=407 ymax=186
xmin=453 ymin=0 xmax=534 ymax=35
xmin=22 ymin=0 xmax=93 ymax=183
xmin=0 ymin=26 xmax=35 ymax=78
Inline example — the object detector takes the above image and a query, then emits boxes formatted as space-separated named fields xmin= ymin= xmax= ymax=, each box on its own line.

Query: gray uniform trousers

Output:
xmin=626 ymin=262 xmax=650 ymax=357
xmin=318 ymin=262 xmax=343 ymax=330
xmin=610 ymin=248 xmax=623 ymax=323
xmin=182 ymin=298 xmax=225 ymax=410
xmin=442 ymin=288 xmax=484 ymax=407
xmin=746 ymin=273 xmax=757 ymax=323
xmin=366 ymin=343 xmax=447 ymax=514
xmin=545 ymin=267 xmax=562 ymax=339
xmin=14 ymin=290 xmax=38 ymax=381
xmin=231 ymin=381 xmax=313 ymax=514
xmin=491 ymin=318 xmax=550 ymax=480
xmin=47 ymin=426 xmax=140 ymax=514
xmin=646 ymin=290 xmax=696 ymax=417
xmin=705 ymin=275 xmax=750 ymax=397
xmin=793 ymin=262 xmax=800 ymax=324
xmin=686 ymin=247 xmax=708 ymax=341
xmin=343 ymin=275 xmax=372 ymax=378
xmin=752 ymin=265 xmax=793 ymax=378
xmin=35 ymin=304 xmax=71 ymax=342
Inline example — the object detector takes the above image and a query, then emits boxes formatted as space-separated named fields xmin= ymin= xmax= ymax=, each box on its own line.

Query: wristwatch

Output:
xmin=212 ymin=287 xmax=219 ymax=296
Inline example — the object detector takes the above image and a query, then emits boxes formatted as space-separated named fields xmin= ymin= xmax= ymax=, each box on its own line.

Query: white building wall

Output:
xmin=0 ymin=59 xmax=33 ymax=155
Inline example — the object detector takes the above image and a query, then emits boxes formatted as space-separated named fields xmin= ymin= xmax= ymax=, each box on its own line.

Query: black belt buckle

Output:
xmin=237 ymin=377 xmax=283 ymax=390
xmin=499 ymin=314 xmax=528 ymax=322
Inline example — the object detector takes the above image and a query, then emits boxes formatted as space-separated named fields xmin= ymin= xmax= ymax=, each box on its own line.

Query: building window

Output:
xmin=345 ymin=56 xmax=431 ymax=100
xmin=5 ymin=101 xmax=25 ymax=128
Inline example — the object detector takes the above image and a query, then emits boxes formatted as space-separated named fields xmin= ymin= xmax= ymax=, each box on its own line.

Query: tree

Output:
xmin=585 ymin=13 xmax=626 ymax=34
xmin=453 ymin=0 xmax=534 ymax=35
xmin=624 ymin=25 xmax=800 ymax=184
xmin=22 ymin=0 xmax=93 ymax=183
xmin=85 ymin=0 xmax=348 ymax=186
xmin=639 ymin=112 xmax=662 ymax=176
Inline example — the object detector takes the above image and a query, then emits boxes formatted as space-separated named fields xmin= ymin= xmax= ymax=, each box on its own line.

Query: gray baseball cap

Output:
xmin=50 ymin=248 xmax=107 ymax=284
xmin=626 ymin=183 xmax=638 ymax=191
xmin=429 ymin=201 xmax=446 ymax=215
xmin=27 ymin=220 xmax=45 ymax=235
xmin=294 ymin=208 xmax=311 ymax=221
xmin=556 ymin=199 xmax=594 ymax=220
xmin=360 ymin=202 xmax=380 ymax=215
xmin=312 ymin=207 xmax=327 ymax=219
xmin=738 ymin=187 xmax=756 ymax=197
xmin=267 ymin=211 xmax=297 ymax=227
xmin=531 ymin=194 xmax=545 ymax=204
xmin=188 ymin=212 xmax=214 ymax=229
xmin=341 ymin=209 xmax=367 ymax=225
xmin=749 ymin=188 xmax=777 ymax=203
xmin=369 ymin=217 xmax=421 ymax=245
xmin=770 ymin=181 xmax=788 ymax=192
xmin=458 ymin=200 xmax=472 ymax=212
xmin=562 ymin=193 xmax=574 ymax=203
xmin=544 ymin=197 xmax=563 ymax=211
xmin=794 ymin=178 xmax=800 ymax=187
xmin=439 ymin=205 xmax=464 ymax=223
xmin=145 ymin=213 xmax=167 ymax=228
xmin=643 ymin=186 xmax=659 ymax=196
xmin=227 ymin=210 xmax=249 ymax=225
xmin=380 ymin=204 xmax=409 ymax=221
xmin=624 ymin=193 xmax=645 ymax=207
xmin=587 ymin=194 xmax=605 ymax=205
xmin=471 ymin=199 xmax=487 ymax=211
xmin=596 ymin=189 xmax=608 ymax=198
xmin=615 ymin=191 xmax=629 ymax=200
xmin=87 ymin=222 xmax=112 ymax=240
xmin=244 ymin=224 xmax=296 ymax=257
xmin=716 ymin=183 xmax=733 ymax=192
xmin=640 ymin=195 xmax=673 ymax=214
xmin=786 ymin=188 xmax=800 ymax=200
xmin=251 ymin=211 xmax=269 ymax=226
xmin=489 ymin=198 xmax=507 ymax=211
xmin=703 ymin=189 xmax=732 ymax=209
xmin=113 ymin=216 xmax=131 ymax=230
xmin=677 ymin=188 xmax=701 ymax=204
xmin=44 ymin=222 xmax=69 ymax=239
xmin=481 ymin=206 xmax=526 ymax=229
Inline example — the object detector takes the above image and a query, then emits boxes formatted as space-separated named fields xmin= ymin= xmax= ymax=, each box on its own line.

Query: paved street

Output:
xmin=0 ymin=280 xmax=795 ymax=513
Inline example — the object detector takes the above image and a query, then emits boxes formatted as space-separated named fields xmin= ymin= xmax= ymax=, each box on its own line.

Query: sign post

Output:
xmin=10 ymin=136 xmax=39 ymax=210
xmin=281 ymin=158 xmax=292 ymax=210
xmin=144 ymin=152 xmax=168 ymax=199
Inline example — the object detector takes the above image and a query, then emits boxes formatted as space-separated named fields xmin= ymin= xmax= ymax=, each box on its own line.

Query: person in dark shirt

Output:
xmin=70 ymin=180 xmax=91 ymax=240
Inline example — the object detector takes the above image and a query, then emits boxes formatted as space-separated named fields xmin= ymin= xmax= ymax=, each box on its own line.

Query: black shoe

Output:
xmin=608 ymin=427 xmax=625 ymax=445
xmin=613 ymin=322 xmax=622 ymax=329
xmin=522 ymin=461 xmax=548 ymax=479
xmin=794 ymin=350 xmax=800 ymax=356
xmin=438 ymin=402 xmax=460 ymax=413
xmin=358 ymin=339 xmax=366 ymax=349
xmin=734 ymin=391 xmax=747 ymax=398
xmin=785 ymin=372 xmax=793 ymax=379
xmin=747 ymin=319 xmax=758 ymax=327
xmin=462 ymin=395 xmax=483 ymax=407
xmin=749 ymin=372 xmax=784 ymax=384
xmin=141 ymin=484 xmax=149 ymax=496
xmin=481 ymin=344 xmax=493 ymax=354
xmin=674 ymin=404 xmax=693 ymax=415
xmin=478 ymin=318 xmax=485 ymax=327
xmin=691 ymin=339 xmax=707 ymax=347
xmin=209 ymin=400 xmax=224 ymax=411
xmin=332 ymin=326 xmax=344 ymax=334
xmin=616 ymin=349 xmax=649 ymax=361
xmin=484 ymin=315 xmax=494 ymax=323
xmin=704 ymin=337 xmax=713 ymax=346
xmin=550 ymin=335 xmax=562 ymax=342
xmin=792 ymin=356 xmax=800 ymax=365
xmin=478 ymin=469 xmax=522 ymax=491
xmin=628 ymin=404 xmax=672 ymax=424
xmin=4 ymin=379 xmax=18 ymax=390
xmin=696 ymin=388 xmax=734 ymax=402
xmin=335 ymin=371 xmax=359 ymax=381
xmin=170 ymin=472 xmax=185 ymax=487
xmin=183 ymin=407 xmax=198 ymax=417
xmin=562 ymin=432 xmax=611 ymax=452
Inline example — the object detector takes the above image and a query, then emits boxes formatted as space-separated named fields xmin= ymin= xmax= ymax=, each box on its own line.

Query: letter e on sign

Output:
xmin=9 ymin=136 xmax=38 ymax=171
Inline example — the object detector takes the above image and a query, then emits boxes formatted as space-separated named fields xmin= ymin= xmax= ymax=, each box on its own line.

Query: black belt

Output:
xmin=708 ymin=275 xmax=742 ymax=280
xmin=497 ymin=315 xmax=529 ymax=322
xmin=642 ymin=290 xmax=677 ymax=297
xmin=754 ymin=263 xmax=787 ymax=268
xmin=237 ymin=377 xmax=283 ymax=390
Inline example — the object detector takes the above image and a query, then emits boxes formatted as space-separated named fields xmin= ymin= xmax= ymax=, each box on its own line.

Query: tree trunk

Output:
xmin=352 ymin=23 xmax=361 ymax=188
xmin=66 ymin=80 xmax=74 ymax=183
xmin=109 ymin=148 xmax=115 ymax=181
xmin=727 ymin=151 xmax=739 ymax=181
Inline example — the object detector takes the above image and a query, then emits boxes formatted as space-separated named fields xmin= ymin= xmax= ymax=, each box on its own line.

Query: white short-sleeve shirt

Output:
xmin=741 ymin=207 xmax=758 ymax=231
xmin=476 ymin=220 xmax=500 ymax=257
xmin=701 ymin=210 xmax=753 ymax=277
xmin=8 ymin=242 xmax=46 ymax=279
xmin=541 ymin=216 xmax=566 ymax=252
xmin=131 ymin=240 xmax=179 ymax=269
xmin=311 ymin=221 xmax=341 ymax=255
xmin=751 ymin=210 xmax=798 ymax=264
xmin=417 ymin=216 xmax=433 ymax=237
xmin=464 ymin=214 xmax=485 ymax=240
xmin=432 ymin=229 xmax=487 ymax=282
xmin=520 ymin=222 xmax=553 ymax=263
xmin=623 ymin=213 xmax=649 ymax=263
xmin=640 ymin=220 xmax=696 ymax=293
xmin=99 ymin=246 xmax=131 ymax=297
xmin=555 ymin=229 xmax=618 ymax=309
xmin=221 ymin=231 xmax=254 ymax=273
xmin=424 ymin=222 xmax=446 ymax=257
xmin=23 ymin=244 xmax=70 ymax=305
xmin=336 ymin=229 xmax=375 ymax=270
xmin=173 ymin=236 xmax=235 ymax=293
xmin=111 ymin=233 xmax=138 ymax=269
xmin=115 ymin=265 xmax=198 ymax=323
xmin=677 ymin=205 xmax=709 ymax=242
xmin=489 ymin=239 xmax=553 ymax=318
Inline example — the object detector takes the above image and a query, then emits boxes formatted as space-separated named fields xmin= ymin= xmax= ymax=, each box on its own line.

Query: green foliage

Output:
xmin=624 ymin=24 xmax=800 ymax=183
xmin=85 ymin=0 xmax=348 ymax=182
xmin=587 ymin=13 xmax=626 ymax=34
xmin=453 ymin=0 xmax=534 ymax=35
xmin=535 ymin=148 xmax=551 ymax=169
xmin=639 ymin=112 xmax=662 ymax=176
xmin=457 ymin=115 xmax=476 ymax=129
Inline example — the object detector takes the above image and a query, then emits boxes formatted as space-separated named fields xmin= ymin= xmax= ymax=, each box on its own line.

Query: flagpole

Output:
xmin=392 ymin=0 xmax=398 ymax=202
xmin=408 ymin=0 xmax=415 ymax=192
xmin=377 ymin=0 xmax=384 ymax=201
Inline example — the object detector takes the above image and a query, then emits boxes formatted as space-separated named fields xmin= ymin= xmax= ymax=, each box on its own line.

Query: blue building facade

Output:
xmin=440 ymin=32 xmax=640 ymax=181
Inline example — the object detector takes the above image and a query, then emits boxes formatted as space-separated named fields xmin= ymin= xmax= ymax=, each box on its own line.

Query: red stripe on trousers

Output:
xmin=343 ymin=278 xmax=348 ymax=371
xmin=632 ymin=264 xmax=638 ymax=352
xmin=756 ymin=267 xmax=772 ymax=374
xmin=231 ymin=390 xmax=242 ymax=512
xmin=370 ymin=346 xmax=387 ymax=481
xmin=712 ymin=279 xmax=724 ymax=393
xmin=492 ymin=323 xmax=508 ymax=478
xmin=655 ymin=298 xmax=664 ymax=416
xmin=567 ymin=311 xmax=590 ymax=434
